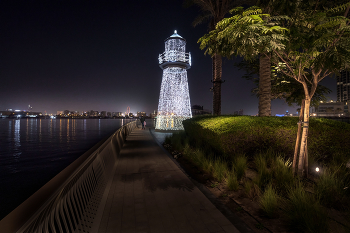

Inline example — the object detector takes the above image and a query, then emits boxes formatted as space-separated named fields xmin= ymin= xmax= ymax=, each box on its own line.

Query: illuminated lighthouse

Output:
xmin=156 ymin=30 xmax=192 ymax=131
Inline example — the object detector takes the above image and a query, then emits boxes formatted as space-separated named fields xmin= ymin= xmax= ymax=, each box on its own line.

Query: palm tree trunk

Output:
xmin=212 ymin=53 xmax=222 ymax=116
xmin=297 ymin=98 xmax=311 ymax=177
xmin=258 ymin=54 xmax=271 ymax=116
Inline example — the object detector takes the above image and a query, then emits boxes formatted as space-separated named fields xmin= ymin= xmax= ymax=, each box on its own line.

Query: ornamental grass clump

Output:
xmin=193 ymin=149 xmax=206 ymax=167
xmin=315 ymin=167 xmax=350 ymax=210
xmin=170 ymin=131 xmax=185 ymax=151
xmin=254 ymin=154 xmax=272 ymax=191
xmin=233 ymin=154 xmax=247 ymax=181
xmin=245 ymin=181 xmax=261 ymax=200
xmin=202 ymin=155 xmax=214 ymax=174
xmin=284 ymin=181 xmax=328 ymax=233
xmin=259 ymin=184 xmax=279 ymax=218
xmin=213 ymin=158 xmax=228 ymax=182
xmin=272 ymin=156 xmax=294 ymax=194
xmin=226 ymin=170 xmax=239 ymax=191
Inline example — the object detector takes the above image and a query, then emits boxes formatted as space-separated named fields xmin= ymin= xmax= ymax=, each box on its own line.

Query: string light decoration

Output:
xmin=156 ymin=30 xmax=192 ymax=131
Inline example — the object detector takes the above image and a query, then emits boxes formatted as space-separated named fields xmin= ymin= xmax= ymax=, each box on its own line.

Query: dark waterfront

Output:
xmin=0 ymin=118 xmax=132 ymax=220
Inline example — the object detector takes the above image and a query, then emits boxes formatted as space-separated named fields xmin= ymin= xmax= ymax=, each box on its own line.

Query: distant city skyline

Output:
xmin=0 ymin=1 xmax=337 ymax=117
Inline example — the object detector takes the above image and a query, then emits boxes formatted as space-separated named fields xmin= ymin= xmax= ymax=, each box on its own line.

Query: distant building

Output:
xmin=233 ymin=109 xmax=244 ymax=116
xmin=137 ymin=112 xmax=146 ymax=117
xmin=57 ymin=111 xmax=64 ymax=116
xmin=192 ymin=105 xmax=211 ymax=116
xmin=315 ymin=101 xmax=345 ymax=117
xmin=150 ymin=110 xmax=157 ymax=118
xmin=0 ymin=111 xmax=12 ymax=118
xmin=24 ymin=112 xmax=42 ymax=118
xmin=72 ymin=111 xmax=79 ymax=116
xmin=107 ymin=112 xmax=111 ymax=117
xmin=112 ymin=112 xmax=123 ymax=117
xmin=0 ymin=110 xmax=42 ymax=118
xmin=337 ymin=70 xmax=350 ymax=102
xmin=101 ymin=111 xmax=106 ymax=117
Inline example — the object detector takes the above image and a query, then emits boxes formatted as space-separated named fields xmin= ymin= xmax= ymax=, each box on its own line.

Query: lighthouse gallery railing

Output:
xmin=0 ymin=120 xmax=137 ymax=233
xmin=158 ymin=50 xmax=191 ymax=66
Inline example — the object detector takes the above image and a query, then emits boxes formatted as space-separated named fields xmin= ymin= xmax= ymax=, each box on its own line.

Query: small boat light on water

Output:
xmin=316 ymin=167 xmax=320 ymax=172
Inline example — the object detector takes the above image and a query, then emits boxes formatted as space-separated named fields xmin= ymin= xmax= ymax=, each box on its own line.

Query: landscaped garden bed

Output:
xmin=164 ymin=116 xmax=350 ymax=233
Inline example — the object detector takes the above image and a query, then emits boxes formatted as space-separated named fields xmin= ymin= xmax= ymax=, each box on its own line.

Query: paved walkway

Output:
xmin=97 ymin=127 xmax=240 ymax=233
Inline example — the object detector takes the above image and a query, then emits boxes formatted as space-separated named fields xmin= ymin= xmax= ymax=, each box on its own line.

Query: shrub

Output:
xmin=182 ymin=116 xmax=350 ymax=166
xmin=170 ymin=132 xmax=184 ymax=151
xmin=284 ymin=181 xmax=328 ymax=233
xmin=259 ymin=184 xmax=279 ymax=218
xmin=182 ymin=142 xmax=191 ymax=157
xmin=164 ymin=135 xmax=171 ymax=144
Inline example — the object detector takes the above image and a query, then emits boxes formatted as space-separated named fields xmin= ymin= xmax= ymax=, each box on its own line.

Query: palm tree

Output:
xmin=189 ymin=0 xmax=278 ymax=116
xmin=185 ymin=0 xmax=250 ymax=115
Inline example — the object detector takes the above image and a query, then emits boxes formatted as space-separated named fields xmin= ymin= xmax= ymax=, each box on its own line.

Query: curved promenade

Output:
xmin=0 ymin=121 xmax=249 ymax=233
xmin=95 ymin=127 xmax=240 ymax=233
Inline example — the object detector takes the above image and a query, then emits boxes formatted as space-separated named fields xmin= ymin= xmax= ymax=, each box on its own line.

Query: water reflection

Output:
xmin=59 ymin=119 xmax=62 ymax=143
xmin=67 ymin=119 xmax=70 ymax=143
xmin=72 ymin=119 xmax=76 ymax=139
xmin=26 ymin=118 xmax=29 ymax=141
xmin=39 ymin=119 xmax=42 ymax=143
xmin=83 ymin=119 xmax=87 ymax=138
xmin=14 ymin=120 xmax=21 ymax=158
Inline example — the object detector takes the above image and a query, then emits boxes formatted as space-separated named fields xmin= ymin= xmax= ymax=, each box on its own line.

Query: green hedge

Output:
xmin=183 ymin=116 xmax=350 ymax=163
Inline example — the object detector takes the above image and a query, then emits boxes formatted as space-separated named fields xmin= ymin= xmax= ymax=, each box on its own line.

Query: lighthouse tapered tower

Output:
xmin=156 ymin=30 xmax=192 ymax=131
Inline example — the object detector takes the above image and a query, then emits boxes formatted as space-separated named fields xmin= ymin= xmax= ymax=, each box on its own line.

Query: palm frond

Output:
xmin=325 ymin=2 xmax=350 ymax=14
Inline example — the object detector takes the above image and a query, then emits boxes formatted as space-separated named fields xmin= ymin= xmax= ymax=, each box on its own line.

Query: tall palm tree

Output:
xmin=186 ymin=0 xmax=248 ymax=115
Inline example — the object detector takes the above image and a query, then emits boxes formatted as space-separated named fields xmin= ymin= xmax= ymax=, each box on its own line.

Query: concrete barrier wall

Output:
xmin=0 ymin=121 xmax=137 ymax=233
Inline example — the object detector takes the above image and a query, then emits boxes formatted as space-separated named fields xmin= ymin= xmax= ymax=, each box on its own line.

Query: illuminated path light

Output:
xmin=156 ymin=30 xmax=192 ymax=131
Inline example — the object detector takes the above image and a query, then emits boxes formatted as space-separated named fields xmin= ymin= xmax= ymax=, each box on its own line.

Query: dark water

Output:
xmin=0 ymin=118 xmax=132 ymax=220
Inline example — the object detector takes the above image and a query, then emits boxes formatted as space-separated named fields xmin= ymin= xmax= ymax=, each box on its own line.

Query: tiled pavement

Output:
xmin=97 ymin=126 xmax=241 ymax=233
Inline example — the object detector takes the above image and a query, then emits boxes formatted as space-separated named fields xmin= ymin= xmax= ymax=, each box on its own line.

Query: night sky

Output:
xmin=0 ymin=0 xmax=337 ymax=116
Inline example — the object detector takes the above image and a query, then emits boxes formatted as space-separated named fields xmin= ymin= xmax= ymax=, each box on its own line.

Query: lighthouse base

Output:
xmin=155 ymin=115 xmax=191 ymax=131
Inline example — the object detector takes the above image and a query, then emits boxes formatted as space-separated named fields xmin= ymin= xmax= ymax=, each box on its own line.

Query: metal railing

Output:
xmin=158 ymin=51 xmax=191 ymax=66
xmin=0 ymin=120 xmax=137 ymax=233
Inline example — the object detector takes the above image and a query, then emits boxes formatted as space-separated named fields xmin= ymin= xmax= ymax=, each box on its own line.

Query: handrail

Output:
xmin=0 ymin=120 xmax=137 ymax=233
